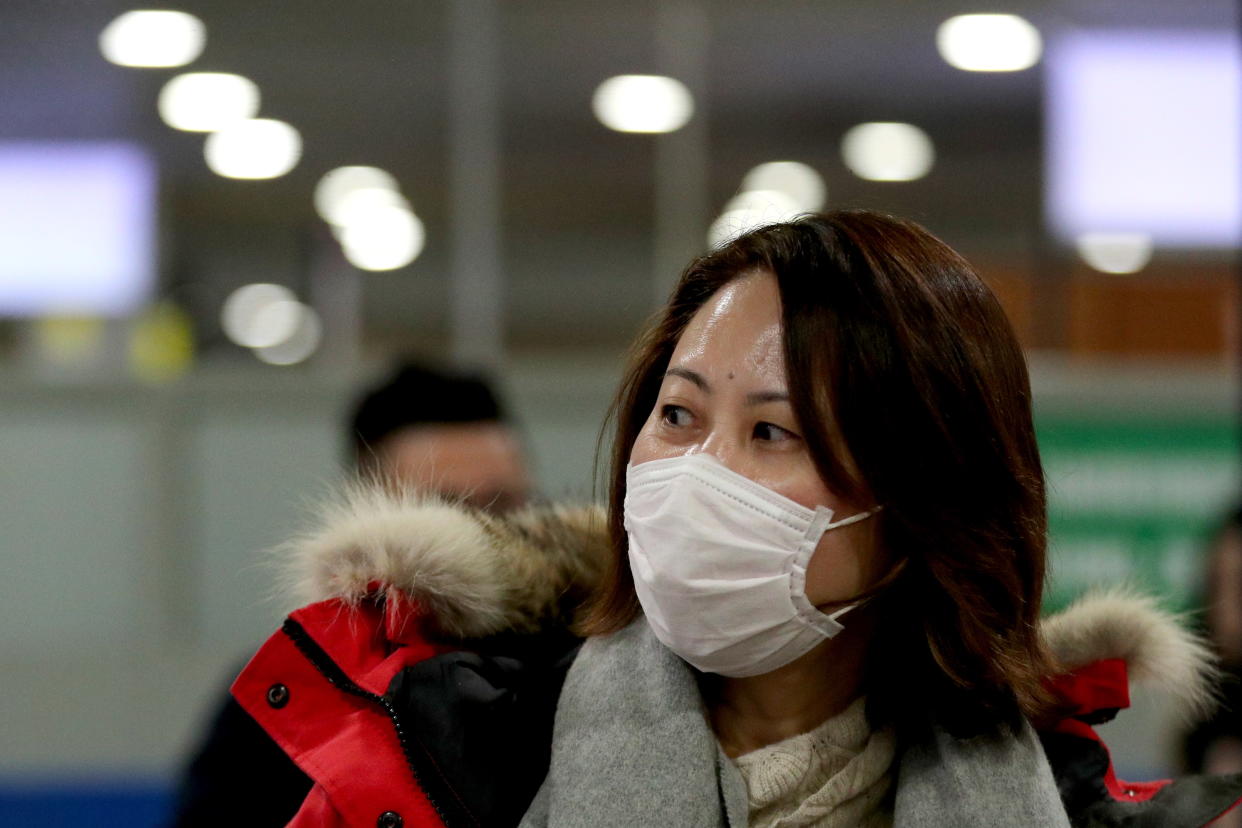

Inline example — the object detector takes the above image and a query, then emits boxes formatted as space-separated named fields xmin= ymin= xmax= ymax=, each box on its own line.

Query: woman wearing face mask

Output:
xmin=230 ymin=212 xmax=1242 ymax=828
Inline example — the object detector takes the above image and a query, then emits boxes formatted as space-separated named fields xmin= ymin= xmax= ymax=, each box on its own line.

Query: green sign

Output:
xmin=1038 ymin=415 xmax=1240 ymax=613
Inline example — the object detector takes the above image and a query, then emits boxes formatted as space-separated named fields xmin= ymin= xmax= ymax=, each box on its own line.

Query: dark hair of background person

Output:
xmin=580 ymin=210 xmax=1059 ymax=735
xmin=349 ymin=362 xmax=507 ymax=470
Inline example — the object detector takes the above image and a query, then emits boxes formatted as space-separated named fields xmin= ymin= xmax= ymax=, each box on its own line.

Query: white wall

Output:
xmin=0 ymin=353 xmax=623 ymax=779
xmin=0 ymin=354 xmax=1233 ymax=780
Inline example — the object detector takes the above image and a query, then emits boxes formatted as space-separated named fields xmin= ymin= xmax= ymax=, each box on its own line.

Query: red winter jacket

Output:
xmin=228 ymin=493 xmax=1242 ymax=827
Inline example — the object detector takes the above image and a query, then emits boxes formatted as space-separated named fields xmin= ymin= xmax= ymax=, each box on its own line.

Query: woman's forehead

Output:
xmin=669 ymin=271 xmax=787 ymax=383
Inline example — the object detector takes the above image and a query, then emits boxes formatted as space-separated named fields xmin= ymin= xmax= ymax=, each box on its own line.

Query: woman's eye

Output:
xmin=660 ymin=404 xmax=693 ymax=428
xmin=754 ymin=422 xmax=798 ymax=443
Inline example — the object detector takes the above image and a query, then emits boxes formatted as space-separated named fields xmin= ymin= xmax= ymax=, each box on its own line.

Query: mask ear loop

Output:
xmin=813 ymin=506 xmax=906 ymax=618
xmin=817 ymin=556 xmax=910 ymax=619
xmin=823 ymin=504 xmax=883 ymax=532
xmin=804 ymin=501 xmax=894 ymax=618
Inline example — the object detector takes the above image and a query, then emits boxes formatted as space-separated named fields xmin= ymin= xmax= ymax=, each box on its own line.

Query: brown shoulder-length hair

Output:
xmin=580 ymin=210 xmax=1059 ymax=733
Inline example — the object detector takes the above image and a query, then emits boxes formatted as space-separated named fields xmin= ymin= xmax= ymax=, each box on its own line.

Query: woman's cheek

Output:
xmin=803 ymin=519 xmax=884 ymax=606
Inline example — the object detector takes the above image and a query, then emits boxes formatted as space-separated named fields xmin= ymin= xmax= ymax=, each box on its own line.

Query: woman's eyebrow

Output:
xmin=665 ymin=366 xmax=710 ymax=391
xmin=666 ymin=368 xmax=788 ymax=405
xmin=745 ymin=390 xmax=790 ymax=405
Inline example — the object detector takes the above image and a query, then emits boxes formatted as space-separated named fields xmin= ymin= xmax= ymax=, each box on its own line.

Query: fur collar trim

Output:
xmin=281 ymin=484 xmax=608 ymax=639
xmin=282 ymin=488 xmax=1215 ymax=713
xmin=1042 ymin=588 xmax=1217 ymax=719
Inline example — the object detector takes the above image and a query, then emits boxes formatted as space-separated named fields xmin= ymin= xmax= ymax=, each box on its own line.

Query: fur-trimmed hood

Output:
xmin=281 ymin=487 xmax=1216 ymax=714
xmin=281 ymin=485 xmax=609 ymax=639
xmin=1042 ymin=588 xmax=1217 ymax=719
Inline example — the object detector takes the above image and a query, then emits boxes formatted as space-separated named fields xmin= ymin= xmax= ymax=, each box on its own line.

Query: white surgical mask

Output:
xmin=624 ymin=453 xmax=880 ymax=678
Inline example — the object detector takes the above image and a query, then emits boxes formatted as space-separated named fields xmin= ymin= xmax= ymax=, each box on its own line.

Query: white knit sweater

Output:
xmin=732 ymin=697 xmax=895 ymax=828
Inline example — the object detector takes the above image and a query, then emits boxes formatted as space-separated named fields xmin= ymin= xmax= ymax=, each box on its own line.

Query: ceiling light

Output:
xmin=707 ymin=190 xmax=802 ymax=249
xmin=340 ymin=207 xmax=425 ymax=271
xmin=253 ymin=304 xmax=322 ymax=364
xmin=220 ymin=283 xmax=296 ymax=347
xmin=328 ymin=188 xmax=411 ymax=233
xmin=1075 ymin=232 xmax=1153 ymax=274
xmin=204 ymin=119 xmax=301 ymax=179
xmin=840 ymin=122 xmax=935 ymax=182
xmin=99 ymin=10 xmax=205 ymax=68
xmin=741 ymin=161 xmax=826 ymax=212
xmin=592 ymin=75 xmax=694 ymax=134
xmin=937 ymin=14 xmax=1042 ymax=72
xmin=254 ymin=305 xmax=323 ymax=366
xmin=722 ymin=189 xmax=802 ymax=219
xmin=158 ymin=72 xmax=259 ymax=132
xmin=314 ymin=166 xmax=399 ymax=225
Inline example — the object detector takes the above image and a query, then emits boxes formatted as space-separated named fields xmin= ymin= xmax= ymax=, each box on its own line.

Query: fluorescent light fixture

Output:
xmin=937 ymin=14 xmax=1042 ymax=72
xmin=254 ymin=305 xmax=323 ymax=366
xmin=1075 ymin=232 xmax=1154 ymax=274
xmin=328 ymin=188 xmax=411 ymax=234
xmin=592 ymin=75 xmax=694 ymax=134
xmin=314 ymin=166 xmax=399 ymax=225
xmin=158 ymin=72 xmax=259 ymax=132
xmin=707 ymin=190 xmax=802 ymax=249
xmin=741 ymin=162 xmax=826 ymax=211
xmin=840 ymin=122 xmax=934 ymax=182
xmin=0 ymin=142 xmax=156 ymax=316
xmin=204 ymin=118 xmax=301 ymax=179
xmin=1046 ymin=30 xmax=1242 ymax=247
xmin=340 ymin=207 xmax=425 ymax=271
xmin=220 ymin=283 xmax=297 ymax=347
xmin=99 ymin=10 xmax=205 ymax=68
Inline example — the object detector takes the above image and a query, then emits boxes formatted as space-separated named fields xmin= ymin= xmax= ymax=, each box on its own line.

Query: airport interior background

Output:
xmin=0 ymin=0 xmax=1239 ymax=824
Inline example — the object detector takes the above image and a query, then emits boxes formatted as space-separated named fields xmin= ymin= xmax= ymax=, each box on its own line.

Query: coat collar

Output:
xmin=279 ymin=483 xmax=607 ymax=638
xmin=282 ymin=486 xmax=1217 ymax=712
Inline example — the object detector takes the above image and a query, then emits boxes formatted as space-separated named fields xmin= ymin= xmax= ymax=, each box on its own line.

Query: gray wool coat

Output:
xmin=520 ymin=620 xmax=1071 ymax=828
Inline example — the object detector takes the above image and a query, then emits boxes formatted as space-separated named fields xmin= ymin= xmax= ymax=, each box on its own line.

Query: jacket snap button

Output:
xmin=266 ymin=683 xmax=290 ymax=708
xmin=377 ymin=811 xmax=403 ymax=828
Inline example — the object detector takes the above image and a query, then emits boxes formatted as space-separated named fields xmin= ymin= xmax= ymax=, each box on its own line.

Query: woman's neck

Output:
xmin=708 ymin=619 xmax=872 ymax=758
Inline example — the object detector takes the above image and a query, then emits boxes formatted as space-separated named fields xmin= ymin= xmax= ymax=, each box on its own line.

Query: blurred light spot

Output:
xmin=204 ymin=119 xmax=301 ymax=179
xmin=314 ymin=166 xmax=399 ymax=225
xmin=592 ymin=75 xmax=694 ymax=134
xmin=707 ymin=190 xmax=802 ymax=249
xmin=221 ymin=283 xmax=297 ymax=347
xmin=1075 ymin=232 xmax=1154 ymax=274
xmin=99 ymin=10 xmax=205 ymax=68
xmin=158 ymin=72 xmax=259 ymax=132
xmin=129 ymin=301 xmax=194 ymax=382
xmin=340 ymin=207 xmax=425 ymax=271
xmin=741 ymin=162 xmax=826 ymax=211
xmin=254 ymin=305 xmax=322 ymax=365
xmin=937 ymin=14 xmax=1042 ymax=72
xmin=723 ymin=189 xmax=802 ymax=218
xmin=328 ymin=188 xmax=411 ymax=232
xmin=840 ymin=122 xmax=935 ymax=182
xmin=35 ymin=315 xmax=105 ymax=367
xmin=247 ymin=300 xmax=304 ymax=347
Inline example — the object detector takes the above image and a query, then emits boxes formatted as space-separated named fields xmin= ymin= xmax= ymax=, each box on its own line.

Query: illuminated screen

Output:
xmin=1045 ymin=30 xmax=1242 ymax=247
xmin=0 ymin=142 xmax=157 ymax=316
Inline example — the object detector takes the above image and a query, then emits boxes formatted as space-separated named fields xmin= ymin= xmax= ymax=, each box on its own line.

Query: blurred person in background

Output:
xmin=350 ymin=363 xmax=533 ymax=513
xmin=1183 ymin=505 xmax=1242 ymax=828
xmin=230 ymin=213 xmax=1242 ymax=827
xmin=169 ymin=362 xmax=532 ymax=826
